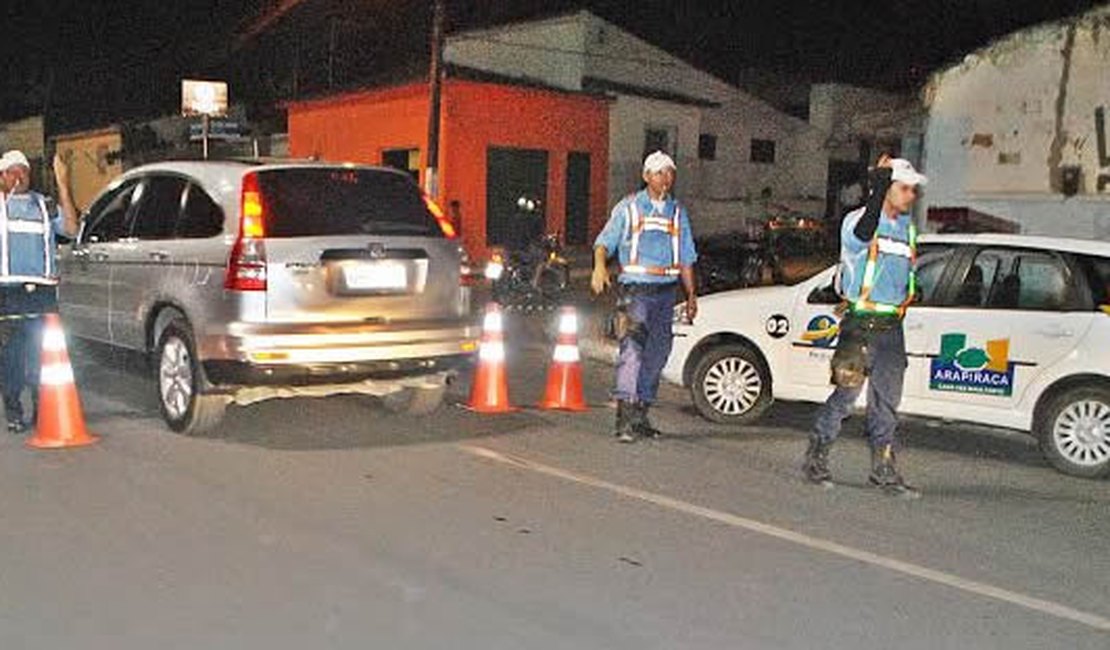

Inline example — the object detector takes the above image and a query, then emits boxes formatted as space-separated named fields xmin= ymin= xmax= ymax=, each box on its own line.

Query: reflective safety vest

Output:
xmin=0 ymin=192 xmax=57 ymax=285
xmin=621 ymin=198 xmax=682 ymax=277
xmin=853 ymin=223 xmax=917 ymax=317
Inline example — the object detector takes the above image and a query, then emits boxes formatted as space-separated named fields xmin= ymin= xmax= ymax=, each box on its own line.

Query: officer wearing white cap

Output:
xmin=0 ymin=151 xmax=78 ymax=433
xmin=592 ymin=150 xmax=698 ymax=443
xmin=803 ymin=155 xmax=926 ymax=496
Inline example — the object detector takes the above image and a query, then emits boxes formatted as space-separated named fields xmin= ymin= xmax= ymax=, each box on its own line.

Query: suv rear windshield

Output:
xmin=256 ymin=168 xmax=441 ymax=238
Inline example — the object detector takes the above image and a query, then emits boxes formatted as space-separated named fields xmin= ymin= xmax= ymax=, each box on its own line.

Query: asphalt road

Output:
xmin=0 ymin=315 xmax=1107 ymax=649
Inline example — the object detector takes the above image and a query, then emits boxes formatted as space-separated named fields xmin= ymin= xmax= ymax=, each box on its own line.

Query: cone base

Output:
xmin=462 ymin=404 xmax=520 ymax=414
xmin=537 ymin=401 xmax=589 ymax=412
xmin=26 ymin=432 xmax=99 ymax=449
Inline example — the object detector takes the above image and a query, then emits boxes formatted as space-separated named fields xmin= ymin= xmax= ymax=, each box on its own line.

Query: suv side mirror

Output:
xmin=808 ymin=283 xmax=841 ymax=305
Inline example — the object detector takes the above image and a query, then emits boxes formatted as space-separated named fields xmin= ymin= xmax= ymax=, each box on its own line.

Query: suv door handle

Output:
xmin=1035 ymin=327 xmax=1074 ymax=339
xmin=149 ymin=250 xmax=170 ymax=262
xmin=91 ymin=251 xmax=110 ymax=262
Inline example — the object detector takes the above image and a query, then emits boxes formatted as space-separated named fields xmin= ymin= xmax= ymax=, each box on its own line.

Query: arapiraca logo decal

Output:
xmin=930 ymin=333 xmax=1015 ymax=397
xmin=800 ymin=315 xmax=839 ymax=348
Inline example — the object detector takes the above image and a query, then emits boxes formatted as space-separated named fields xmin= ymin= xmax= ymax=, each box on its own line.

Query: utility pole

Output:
xmin=424 ymin=0 xmax=445 ymax=198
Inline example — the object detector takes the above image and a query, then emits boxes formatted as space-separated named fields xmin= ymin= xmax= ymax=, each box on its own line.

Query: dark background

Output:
xmin=1 ymin=0 xmax=1102 ymax=132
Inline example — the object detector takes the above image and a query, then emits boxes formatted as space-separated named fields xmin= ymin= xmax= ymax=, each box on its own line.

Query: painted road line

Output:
xmin=460 ymin=444 xmax=1110 ymax=633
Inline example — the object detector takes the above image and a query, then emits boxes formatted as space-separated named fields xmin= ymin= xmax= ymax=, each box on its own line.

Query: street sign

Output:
xmin=188 ymin=120 xmax=244 ymax=141
xmin=181 ymin=80 xmax=228 ymax=117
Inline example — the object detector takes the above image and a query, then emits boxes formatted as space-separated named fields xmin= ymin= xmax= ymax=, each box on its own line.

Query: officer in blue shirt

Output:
xmin=0 ymin=150 xmax=79 ymax=433
xmin=804 ymin=156 xmax=925 ymax=496
xmin=592 ymin=151 xmax=698 ymax=443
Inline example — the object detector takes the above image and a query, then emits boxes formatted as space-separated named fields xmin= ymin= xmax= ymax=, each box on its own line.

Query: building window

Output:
xmin=382 ymin=148 xmax=420 ymax=181
xmin=643 ymin=127 xmax=675 ymax=160
xmin=698 ymin=134 xmax=717 ymax=160
xmin=750 ymin=139 xmax=776 ymax=164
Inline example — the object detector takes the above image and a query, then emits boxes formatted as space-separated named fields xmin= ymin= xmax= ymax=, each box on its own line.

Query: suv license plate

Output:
xmin=344 ymin=263 xmax=407 ymax=290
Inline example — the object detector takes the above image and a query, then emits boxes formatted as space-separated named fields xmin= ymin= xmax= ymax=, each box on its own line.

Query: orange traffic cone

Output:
xmin=27 ymin=313 xmax=98 ymax=449
xmin=539 ymin=306 xmax=588 ymax=411
xmin=466 ymin=303 xmax=516 ymax=413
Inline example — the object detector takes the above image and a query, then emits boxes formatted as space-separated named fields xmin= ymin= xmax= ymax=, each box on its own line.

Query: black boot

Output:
xmin=869 ymin=444 xmax=919 ymax=497
xmin=802 ymin=436 xmax=833 ymax=485
xmin=632 ymin=402 xmax=662 ymax=439
xmin=615 ymin=401 xmax=637 ymax=443
xmin=4 ymin=397 xmax=25 ymax=435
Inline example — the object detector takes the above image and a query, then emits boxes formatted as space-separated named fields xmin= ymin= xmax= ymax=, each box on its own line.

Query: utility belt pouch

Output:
xmin=830 ymin=315 xmax=869 ymax=388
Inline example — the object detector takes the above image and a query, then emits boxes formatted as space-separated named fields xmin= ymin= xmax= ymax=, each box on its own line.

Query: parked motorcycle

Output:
xmin=486 ymin=233 xmax=571 ymax=307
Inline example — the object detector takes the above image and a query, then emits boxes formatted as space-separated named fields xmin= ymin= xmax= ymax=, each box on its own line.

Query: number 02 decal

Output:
xmin=766 ymin=314 xmax=790 ymax=339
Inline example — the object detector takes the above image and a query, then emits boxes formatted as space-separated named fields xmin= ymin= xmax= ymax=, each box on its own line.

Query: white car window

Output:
xmin=956 ymin=247 xmax=1074 ymax=311
xmin=915 ymin=244 xmax=956 ymax=306
xmin=1077 ymin=254 xmax=1110 ymax=308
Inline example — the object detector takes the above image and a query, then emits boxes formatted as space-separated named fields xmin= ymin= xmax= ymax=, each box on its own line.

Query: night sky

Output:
xmin=1 ymin=0 xmax=1103 ymax=132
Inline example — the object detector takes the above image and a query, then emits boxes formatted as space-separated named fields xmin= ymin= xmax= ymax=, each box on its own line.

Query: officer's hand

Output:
xmin=876 ymin=153 xmax=893 ymax=168
xmin=684 ymin=296 xmax=698 ymax=323
xmin=591 ymin=266 xmax=611 ymax=295
xmin=53 ymin=153 xmax=70 ymax=186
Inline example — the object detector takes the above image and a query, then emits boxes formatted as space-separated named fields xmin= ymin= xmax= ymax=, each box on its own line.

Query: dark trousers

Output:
xmin=614 ymin=283 xmax=676 ymax=404
xmin=0 ymin=285 xmax=57 ymax=422
xmin=814 ymin=316 xmax=906 ymax=449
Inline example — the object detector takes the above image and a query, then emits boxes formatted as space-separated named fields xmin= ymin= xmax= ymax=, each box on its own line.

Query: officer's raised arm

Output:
xmin=52 ymin=153 xmax=79 ymax=238
xmin=852 ymin=155 xmax=894 ymax=243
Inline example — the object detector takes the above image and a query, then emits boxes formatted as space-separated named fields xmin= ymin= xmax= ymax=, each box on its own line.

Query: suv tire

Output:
xmin=1036 ymin=385 xmax=1110 ymax=479
xmin=156 ymin=320 xmax=226 ymax=435
xmin=690 ymin=343 xmax=771 ymax=424
xmin=380 ymin=385 xmax=447 ymax=416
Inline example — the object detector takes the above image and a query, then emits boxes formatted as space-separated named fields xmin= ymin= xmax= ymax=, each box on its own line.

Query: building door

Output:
xmin=486 ymin=147 xmax=548 ymax=249
xmin=565 ymin=152 xmax=591 ymax=245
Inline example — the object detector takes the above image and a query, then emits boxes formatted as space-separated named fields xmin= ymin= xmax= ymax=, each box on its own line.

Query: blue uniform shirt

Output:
xmin=595 ymin=190 xmax=698 ymax=285
xmin=839 ymin=207 xmax=914 ymax=307
xmin=3 ymin=191 xmax=68 ymax=281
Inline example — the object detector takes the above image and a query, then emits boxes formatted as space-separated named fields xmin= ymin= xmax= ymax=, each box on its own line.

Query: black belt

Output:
xmin=619 ymin=282 xmax=678 ymax=296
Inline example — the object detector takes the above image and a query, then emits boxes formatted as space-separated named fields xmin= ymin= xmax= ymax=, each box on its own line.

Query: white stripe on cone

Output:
xmin=40 ymin=363 xmax=75 ymax=386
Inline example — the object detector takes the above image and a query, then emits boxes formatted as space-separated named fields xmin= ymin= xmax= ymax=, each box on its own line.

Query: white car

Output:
xmin=664 ymin=234 xmax=1110 ymax=478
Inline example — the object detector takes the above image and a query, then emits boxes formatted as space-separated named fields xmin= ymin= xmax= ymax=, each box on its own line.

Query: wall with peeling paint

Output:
xmin=922 ymin=6 xmax=1110 ymax=239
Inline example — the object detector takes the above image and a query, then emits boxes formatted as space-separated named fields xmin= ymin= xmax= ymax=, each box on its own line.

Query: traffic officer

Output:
xmin=592 ymin=151 xmax=698 ymax=443
xmin=0 ymin=150 xmax=78 ymax=433
xmin=802 ymin=155 xmax=925 ymax=495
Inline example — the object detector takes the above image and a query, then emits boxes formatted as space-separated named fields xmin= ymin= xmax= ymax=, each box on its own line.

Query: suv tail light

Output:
xmin=225 ymin=172 xmax=268 ymax=291
xmin=423 ymin=194 xmax=458 ymax=239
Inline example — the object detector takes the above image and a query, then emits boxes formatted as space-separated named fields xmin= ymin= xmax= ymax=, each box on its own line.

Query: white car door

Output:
xmin=906 ymin=245 xmax=1096 ymax=426
xmin=786 ymin=268 xmax=844 ymax=398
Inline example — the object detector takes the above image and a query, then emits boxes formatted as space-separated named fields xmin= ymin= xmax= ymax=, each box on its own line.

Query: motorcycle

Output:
xmin=486 ymin=233 xmax=571 ymax=308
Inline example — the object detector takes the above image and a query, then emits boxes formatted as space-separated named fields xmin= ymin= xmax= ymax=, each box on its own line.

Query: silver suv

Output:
xmin=58 ymin=161 xmax=476 ymax=433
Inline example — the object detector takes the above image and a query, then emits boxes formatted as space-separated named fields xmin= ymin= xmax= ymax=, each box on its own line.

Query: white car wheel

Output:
xmin=1037 ymin=386 xmax=1110 ymax=479
xmin=690 ymin=344 xmax=771 ymax=424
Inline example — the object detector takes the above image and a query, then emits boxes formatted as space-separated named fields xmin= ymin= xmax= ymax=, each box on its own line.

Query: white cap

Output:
xmin=890 ymin=158 xmax=927 ymax=186
xmin=643 ymin=150 xmax=676 ymax=174
xmin=0 ymin=150 xmax=31 ymax=172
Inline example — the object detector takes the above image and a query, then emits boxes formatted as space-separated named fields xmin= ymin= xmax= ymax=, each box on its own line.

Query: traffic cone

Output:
xmin=539 ymin=306 xmax=588 ymax=411
xmin=466 ymin=303 xmax=516 ymax=413
xmin=27 ymin=313 xmax=98 ymax=449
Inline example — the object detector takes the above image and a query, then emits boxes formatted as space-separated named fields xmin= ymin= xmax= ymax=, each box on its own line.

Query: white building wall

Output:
xmin=922 ymin=6 xmax=1110 ymax=239
xmin=447 ymin=10 xmax=829 ymax=233
xmin=607 ymin=95 xmax=701 ymax=206
xmin=579 ymin=13 xmax=735 ymax=102
xmin=444 ymin=14 xmax=586 ymax=91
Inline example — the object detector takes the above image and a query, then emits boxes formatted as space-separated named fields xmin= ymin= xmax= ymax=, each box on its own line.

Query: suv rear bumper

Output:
xmin=198 ymin=319 xmax=478 ymax=387
xmin=203 ymin=354 xmax=472 ymax=387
